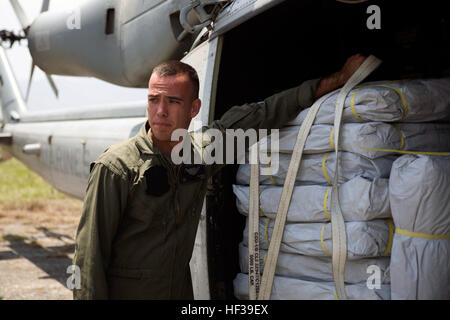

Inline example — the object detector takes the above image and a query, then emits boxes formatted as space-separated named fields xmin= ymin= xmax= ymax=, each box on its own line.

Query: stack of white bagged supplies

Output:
xmin=232 ymin=78 xmax=450 ymax=300
xmin=389 ymin=155 xmax=450 ymax=299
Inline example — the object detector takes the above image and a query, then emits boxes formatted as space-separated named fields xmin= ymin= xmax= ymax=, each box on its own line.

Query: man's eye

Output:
xmin=169 ymin=99 xmax=180 ymax=104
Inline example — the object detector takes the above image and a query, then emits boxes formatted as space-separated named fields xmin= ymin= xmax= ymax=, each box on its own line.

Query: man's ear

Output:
xmin=190 ymin=98 xmax=201 ymax=119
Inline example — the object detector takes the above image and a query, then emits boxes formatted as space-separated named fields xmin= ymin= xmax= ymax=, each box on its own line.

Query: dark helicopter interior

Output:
xmin=206 ymin=0 xmax=450 ymax=299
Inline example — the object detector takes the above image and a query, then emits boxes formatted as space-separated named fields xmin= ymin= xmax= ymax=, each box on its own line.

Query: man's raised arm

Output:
xmin=212 ymin=54 xmax=367 ymax=133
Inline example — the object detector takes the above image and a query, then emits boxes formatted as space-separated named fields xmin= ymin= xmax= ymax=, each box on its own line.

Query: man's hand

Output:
xmin=314 ymin=54 xmax=367 ymax=99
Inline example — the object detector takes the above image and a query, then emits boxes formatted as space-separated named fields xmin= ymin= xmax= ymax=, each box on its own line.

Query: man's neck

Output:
xmin=147 ymin=128 xmax=179 ymax=156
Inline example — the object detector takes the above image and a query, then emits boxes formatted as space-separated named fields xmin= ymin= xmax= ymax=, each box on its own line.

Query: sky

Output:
xmin=0 ymin=0 xmax=148 ymax=111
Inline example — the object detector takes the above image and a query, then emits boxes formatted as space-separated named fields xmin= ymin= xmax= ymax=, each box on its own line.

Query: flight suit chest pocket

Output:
xmin=179 ymin=165 xmax=207 ymax=218
xmin=128 ymin=166 xmax=171 ymax=226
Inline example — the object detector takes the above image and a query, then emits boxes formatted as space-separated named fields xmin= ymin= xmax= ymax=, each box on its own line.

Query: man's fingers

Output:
xmin=314 ymin=53 xmax=369 ymax=98
xmin=344 ymin=54 xmax=367 ymax=70
xmin=340 ymin=54 xmax=368 ymax=81
xmin=347 ymin=53 xmax=366 ymax=62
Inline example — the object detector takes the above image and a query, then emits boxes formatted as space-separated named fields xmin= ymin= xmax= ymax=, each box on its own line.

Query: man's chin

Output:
xmin=152 ymin=131 xmax=173 ymax=142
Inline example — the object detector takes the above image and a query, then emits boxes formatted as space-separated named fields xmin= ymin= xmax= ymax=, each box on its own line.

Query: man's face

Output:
xmin=147 ymin=73 xmax=200 ymax=142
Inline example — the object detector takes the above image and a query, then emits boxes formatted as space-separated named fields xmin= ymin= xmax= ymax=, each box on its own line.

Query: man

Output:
xmin=73 ymin=54 xmax=367 ymax=299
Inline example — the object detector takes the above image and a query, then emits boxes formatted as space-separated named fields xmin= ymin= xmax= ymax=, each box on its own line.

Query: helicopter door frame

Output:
xmin=182 ymin=34 xmax=223 ymax=300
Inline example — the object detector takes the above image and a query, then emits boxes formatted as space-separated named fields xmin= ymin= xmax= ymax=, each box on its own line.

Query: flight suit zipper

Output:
xmin=159 ymin=154 xmax=183 ymax=297
xmin=160 ymin=153 xmax=182 ymax=223
xmin=174 ymin=164 xmax=182 ymax=224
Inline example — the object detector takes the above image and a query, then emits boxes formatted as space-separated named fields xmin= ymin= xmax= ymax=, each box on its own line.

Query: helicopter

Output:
xmin=1 ymin=0 xmax=449 ymax=299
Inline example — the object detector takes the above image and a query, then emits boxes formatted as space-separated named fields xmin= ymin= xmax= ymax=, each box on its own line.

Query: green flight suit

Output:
xmin=73 ymin=78 xmax=320 ymax=299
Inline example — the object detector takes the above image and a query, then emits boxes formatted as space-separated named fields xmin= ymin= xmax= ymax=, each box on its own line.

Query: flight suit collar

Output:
xmin=135 ymin=121 xmax=161 ymax=156
xmin=135 ymin=121 xmax=178 ymax=168
xmin=135 ymin=121 xmax=207 ymax=169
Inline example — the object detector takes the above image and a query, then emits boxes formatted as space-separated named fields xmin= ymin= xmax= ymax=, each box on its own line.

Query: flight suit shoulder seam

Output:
xmin=93 ymin=160 xmax=130 ymax=182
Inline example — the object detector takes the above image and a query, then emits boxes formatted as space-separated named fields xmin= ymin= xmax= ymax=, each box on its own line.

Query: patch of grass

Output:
xmin=0 ymin=158 xmax=69 ymax=205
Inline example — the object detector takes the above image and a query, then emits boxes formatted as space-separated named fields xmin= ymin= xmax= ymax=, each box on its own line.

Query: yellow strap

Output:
xmin=350 ymin=89 xmax=367 ymax=122
xmin=393 ymin=125 xmax=405 ymax=150
xmin=322 ymin=152 xmax=332 ymax=185
xmin=379 ymin=84 xmax=409 ymax=120
xmin=350 ymin=83 xmax=409 ymax=122
xmin=258 ymin=188 xmax=263 ymax=216
xmin=266 ymin=154 xmax=278 ymax=186
xmin=382 ymin=219 xmax=394 ymax=256
xmin=380 ymin=84 xmax=409 ymax=121
xmin=330 ymin=127 xmax=335 ymax=150
xmin=323 ymin=188 xmax=331 ymax=221
xmin=396 ymin=227 xmax=450 ymax=240
xmin=359 ymin=146 xmax=450 ymax=156
xmin=264 ymin=218 xmax=271 ymax=243
xmin=321 ymin=223 xmax=331 ymax=256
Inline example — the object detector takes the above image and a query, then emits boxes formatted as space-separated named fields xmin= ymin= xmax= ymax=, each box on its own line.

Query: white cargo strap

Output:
xmin=330 ymin=55 xmax=382 ymax=299
xmin=257 ymin=89 xmax=336 ymax=300
xmin=248 ymin=142 xmax=260 ymax=299
xmin=257 ymin=55 xmax=382 ymax=300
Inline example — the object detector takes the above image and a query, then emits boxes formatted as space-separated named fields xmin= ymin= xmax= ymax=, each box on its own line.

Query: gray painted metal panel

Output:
xmin=28 ymin=0 xmax=198 ymax=87
xmin=3 ymin=117 xmax=145 ymax=199
xmin=183 ymin=35 xmax=223 ymax=300
xmin=20 ymin=101 xmax=147 ymax=122
xmin=211 ymin=0 xmax=284 ymax=38
xmin=0 ymin=46 xmax=27 ymax=120
xmin=28 ymin=0 xmax=125 ymax=83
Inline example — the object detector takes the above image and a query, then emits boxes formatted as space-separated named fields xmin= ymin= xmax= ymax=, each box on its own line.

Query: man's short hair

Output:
xmin=152 ymin=60 xmax=199 ymax=99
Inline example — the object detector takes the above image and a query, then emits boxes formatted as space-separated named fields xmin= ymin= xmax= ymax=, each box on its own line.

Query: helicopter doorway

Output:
xmin=207 ymin=0 xmax=450 ymax=300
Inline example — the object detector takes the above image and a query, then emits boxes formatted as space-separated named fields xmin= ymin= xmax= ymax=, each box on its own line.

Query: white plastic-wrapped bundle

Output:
xmin=242 ymin=217 xmax=393 ymax=259
xmin=233 ymin=175 xmax=390 ymax=222
xmin=259 ymin=122 xmax=450 ymax=159
xmin=238 ymin=243 xmax=390 ymax=284
xmin=236 ymin=152 xmax=396 ymax=186
xmin=233 ymin=273 xmax=391 ymax=300
xmin=287 ymin=78 xmax=450 ymax=125
xmin=389 ymin=155 xmax=450 ymax=300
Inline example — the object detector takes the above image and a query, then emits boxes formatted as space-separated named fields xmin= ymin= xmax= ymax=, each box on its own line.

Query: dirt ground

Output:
xmin=0 ymin=198 xmax=83 ymax=300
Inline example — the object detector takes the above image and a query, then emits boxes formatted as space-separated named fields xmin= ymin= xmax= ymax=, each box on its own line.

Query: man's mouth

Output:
xmin=153 ymin=122 xmax=171 ymax=127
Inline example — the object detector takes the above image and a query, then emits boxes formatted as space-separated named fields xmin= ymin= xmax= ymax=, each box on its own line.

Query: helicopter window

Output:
xmin=105 ymin=8 xmax=115 ymax=35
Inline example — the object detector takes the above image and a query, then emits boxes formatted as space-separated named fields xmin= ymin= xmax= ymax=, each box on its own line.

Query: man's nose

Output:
xmin=156 ymin=101 xmax=168 ymax=117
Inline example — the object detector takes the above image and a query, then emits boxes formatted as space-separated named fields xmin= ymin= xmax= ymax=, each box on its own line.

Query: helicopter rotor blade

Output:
xmin=9 ymin=0 xmax=30 ymax=29
xmin=25 ymin=62 xmax=35 ymax=101
xmin=18 ymin=0 xmax=57 ymax=100
xmin=45 ymin=73 xmax=59 ymax=99
xmin=40 ymin=0 xmax=50 ymax=13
